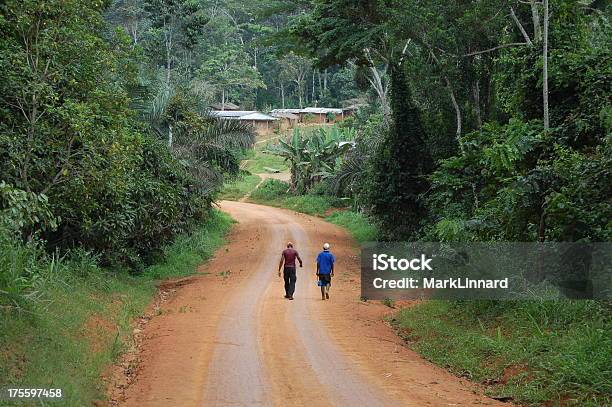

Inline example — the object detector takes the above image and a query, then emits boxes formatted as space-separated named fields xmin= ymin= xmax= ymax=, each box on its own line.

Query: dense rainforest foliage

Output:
xmin=0 ymin=0 xmax=267 ymax=272
xmin=0 ymin=0 xmax=367 ymax=265
xmin=289 ymin=0 xmax=611 ymax=243
xmin=0 ymin=0 xmax=369 ymax=312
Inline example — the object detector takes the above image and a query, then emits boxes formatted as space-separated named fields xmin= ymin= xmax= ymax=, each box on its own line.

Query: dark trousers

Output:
xmin=283 ymin=267 xmax=297 ymax=297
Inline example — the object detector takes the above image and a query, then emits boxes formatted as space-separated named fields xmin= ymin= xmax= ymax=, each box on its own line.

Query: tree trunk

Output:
xmin=296 ymin=76 xmax=305 ymax=108
xmin=168 ymin=123 xmax=173 ymax=147
xmin=446 ymin=76 xmax=479 ymax=207
xmin=473 ymin=80 xmax=482 ymax=131
xmin=510 ymin=7 xmax=533 ymax=46
xmin=543 ymin=0 xmax=550 ymax=131
xmin=445 ymin=77 xmax=464 ymax=154
xmin=323 ymin=68 xmax=328 ymax=91
xmin=312 ymin=71 xmax=316 ymax=104
xmin=128 ymin=22 xmax=138 ymax=47
xmin=369 ymin=66 xmax=390 ymax=117
xmin=164 ymin=20 xmax=172 ymax=87
xmin=530 ymin=0 xmax=542 ymax=42
xmin=280 ymin=83 xmax=285 ymax=109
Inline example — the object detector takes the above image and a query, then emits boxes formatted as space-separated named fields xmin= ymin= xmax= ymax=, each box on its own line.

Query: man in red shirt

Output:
xmin=278 ymin=242 xmax=303 ymax=300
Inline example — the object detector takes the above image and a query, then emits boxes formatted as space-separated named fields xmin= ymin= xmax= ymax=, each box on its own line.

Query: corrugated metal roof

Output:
xmin=209 ymin=102 xmax=240 ymax=110
xmin=210 ymin=110 xmax=257 ymax=117
xmin=300 ymin=107 xmax=343 ymax=114
xmin=239 ymin=112 xmax=278 ymax=121
xmin=271 ymin=112 xmax=299 ymax=119
xmin=270 ymin=108 xmax=302 ymax=114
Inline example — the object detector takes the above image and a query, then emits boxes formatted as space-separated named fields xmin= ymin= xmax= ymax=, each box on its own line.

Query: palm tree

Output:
xmin=330 ymin=122 xmax=385 ymax=198
xmin=172 ymin=116 xmax=255 ymax=194
xmin=139 ymin=83 xmax=255 ymax=194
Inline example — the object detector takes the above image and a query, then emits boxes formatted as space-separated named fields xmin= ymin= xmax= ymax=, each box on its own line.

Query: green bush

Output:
xmin=303 ymin=113 xmax=317 ymax=123
xmin=325 ymin=211 xmax=378 ymax=242
xmin=338 ymin=115 xmax=355 ymax=128
xmin=281 ymin=195 xmax=340 ymax=216
xmin=0 ymin=210 xmax=232 ymax=405
xmin=0 ymin=182 xmax=58 ymax=240
xmin=249 ymin=179 xmax=290 ymax=201
xmin=248 ymin=179 xmax=346 ymax=216
xmin=308 ymin=180 xmax=334 ymax=196
xmin=145 ymin=211 xmax=233 ymax=280
xmin=218 ymin=174 xmax=261 ymax=200
xmin=427 ymin=120 xmax=611 ymax=242
xmin=0 ymin=1 xmax=212 ymax=267
xmin=393 ymin=300 xmax=611 ymax=406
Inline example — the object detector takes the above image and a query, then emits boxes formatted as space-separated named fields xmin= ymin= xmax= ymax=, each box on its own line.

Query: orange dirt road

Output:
xmin=115 ymin=201 xmax=509 ymax=407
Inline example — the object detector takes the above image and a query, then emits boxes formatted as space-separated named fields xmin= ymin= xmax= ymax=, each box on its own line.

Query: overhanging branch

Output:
xmin=510 ymin=7 xmax=533 ymax=46
xmin=464 ymin=42 xmax=528 ymax=57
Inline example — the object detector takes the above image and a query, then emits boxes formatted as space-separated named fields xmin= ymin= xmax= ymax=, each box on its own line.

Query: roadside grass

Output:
xmin=325 ymin=211 xmax=378 ymax=243
xmin=242 ymin=149 xmax=288 ymax=173
xmin=218 ymin=173 xmax=261 ymax=201
xmin=143 ymin=211 xmax=233 ymax=280
xmin=0 ymin=210 xmax=233 ymax=405
xmin=248 ymin=179 xmax=379 ymax=244
xmin=392 ymin=300 xmax=611 ymax=406
xmin=248 ymin=179 xmax=343 ymax=216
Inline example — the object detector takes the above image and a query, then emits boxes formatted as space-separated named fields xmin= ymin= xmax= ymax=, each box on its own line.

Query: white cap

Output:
xmin=323 ymin=243 xmax=330 ymax=250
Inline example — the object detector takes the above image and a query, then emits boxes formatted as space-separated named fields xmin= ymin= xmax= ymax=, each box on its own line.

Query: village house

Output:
xmin=209 ymin=110 xmax=257 ymax=119
xmin=238 ymin=112 xmax=278 ymax=134
xmin=210 ymin=110 xmax=278 ymax=135
xmin=270 ymin=111 xmax=299 ymax=130
xmin=299 ymin=107 xmax=344 ymax=123
xmin=341 ymin=104 xmax=364 ymax=118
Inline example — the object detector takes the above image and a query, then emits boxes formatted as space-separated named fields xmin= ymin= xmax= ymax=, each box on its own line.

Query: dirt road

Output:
xmin=114 ymin=201 xmax=507 ymax=406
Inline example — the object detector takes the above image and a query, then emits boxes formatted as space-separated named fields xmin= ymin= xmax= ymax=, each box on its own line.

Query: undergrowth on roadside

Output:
xmin=248 ymin=179 xmax=344 ymax=216
xmin=0 ymin=210 xmax=233 ymax=405
xmin=242 ymin=149 xmax=288 ymax=173
xmin=248 ymin=179 xmax=378 ymax=243
xmin=392 ymin=300 xmax=611 ymax=406
xmin=218 ymin=173 xmax=261 ymax=201
xmin=325 ymin=211 xmax=378 ymax=242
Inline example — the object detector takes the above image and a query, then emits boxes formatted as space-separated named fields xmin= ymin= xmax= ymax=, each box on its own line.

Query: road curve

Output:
xmin=115 ymin=201 xmax=509 ymax=407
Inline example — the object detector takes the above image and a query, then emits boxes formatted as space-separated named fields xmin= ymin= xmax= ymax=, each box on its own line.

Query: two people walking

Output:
xmin=278 ymin=241 xmax=335 ymax=301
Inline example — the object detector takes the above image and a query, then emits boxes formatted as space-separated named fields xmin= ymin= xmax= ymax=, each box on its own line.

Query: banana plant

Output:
xmin=266 ymin=127 xmax=352 ymax=193
xmin=266 ymin=128 xmax=307 ymax=192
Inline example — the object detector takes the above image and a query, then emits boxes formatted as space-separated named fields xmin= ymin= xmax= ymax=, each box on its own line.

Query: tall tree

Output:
xmin=290 ymin=0 xmax=435 ymax=236
xmin=542 ymin=0 xmax=550 ymax=131
xmin=365 ymin=61 xmax=433 ymax=238
xmin=198 ymin=44 xmax=265 ymax=107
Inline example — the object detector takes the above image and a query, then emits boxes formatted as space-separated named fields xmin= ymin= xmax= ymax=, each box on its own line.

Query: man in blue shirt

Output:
xmin=316 ymin=242 xmax=335 ymax=300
